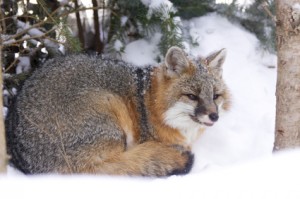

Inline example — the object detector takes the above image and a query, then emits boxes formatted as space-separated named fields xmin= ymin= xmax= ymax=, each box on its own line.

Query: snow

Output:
xmin=292 ymin=3 xmax=300 ymax=22
xmin=2 ymin=150 xmax=300 ymax=199
xmin=121 ymin=16 xmax=128 ymax=26
xmin=216 ymin=0 xmax=254 ymax=6
xmin=3 ymin=13 xmax=299 ymax=198
xmin=141 ymin=0 xmax=173 ymax=9
xmin=121 ymin=32 xmax=161 ymax=65
xmin=57 ymin=0 xmax=69 ymax=6
xmin=114 ymin=39 xmax=123 ymax=52
xmin=58 ymin=44 xmax=65 ymax=54
xmin=29 ymin=0 xmax=38 ymax=4
xmin=141 ymin=0 xmax=175 ymax=20
xmin=16 ymin=56 xmax=31 ymax=74
xmin=41 ymin=47 xmax=48 ymax=54
xmin=293 ymin=3 xmax=300 ymax=10
xmin=1 ymin=34 xmax=16 ymax=45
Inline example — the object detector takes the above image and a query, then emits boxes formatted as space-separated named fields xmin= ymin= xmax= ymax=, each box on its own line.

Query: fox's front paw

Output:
xmin=167 ymin=150 xmax=194 ymax=176
xmin=145 ymin=146 xmax=194 ymax=177
xmin=134 ymin=142 xmax=194 ymax=177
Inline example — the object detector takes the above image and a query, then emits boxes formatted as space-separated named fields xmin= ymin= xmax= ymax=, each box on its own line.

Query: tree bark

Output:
xmin=274 ymin=0 xmax=300 ymax=151
xmin=0 ymin=1 xmax=7 ymax=173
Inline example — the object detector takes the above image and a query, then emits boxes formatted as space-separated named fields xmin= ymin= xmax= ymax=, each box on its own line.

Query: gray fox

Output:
xmin=6 ymin=46 xmax=231 ymax=176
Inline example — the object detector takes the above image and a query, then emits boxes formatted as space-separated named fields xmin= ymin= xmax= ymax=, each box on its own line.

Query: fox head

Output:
xmin=153 ymin=46 xmax=231 ymax=133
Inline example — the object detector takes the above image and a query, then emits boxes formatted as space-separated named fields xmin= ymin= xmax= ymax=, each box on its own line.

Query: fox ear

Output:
xmin=165 ymin=46 xmax=189 ymax=77
xmin=205 ymin=48 xmax=226 ymax=78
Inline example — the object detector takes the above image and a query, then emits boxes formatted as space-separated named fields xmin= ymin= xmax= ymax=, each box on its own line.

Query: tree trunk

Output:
xmin=274 ymin=0 xmax=300 ymax=151
xmin=0 ymin=3 xmax=7 ymax=172
xmin=92 ymin=0 xmax=104 ymax=54
xmin=74 ymin=0 xmax=85 ymax=49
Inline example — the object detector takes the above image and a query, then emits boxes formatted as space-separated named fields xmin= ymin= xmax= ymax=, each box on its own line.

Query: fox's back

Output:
xmin=15 ymin=55 xmax=142 ymax=132
xmin=25 ymin=54 xmax=137 ymax=102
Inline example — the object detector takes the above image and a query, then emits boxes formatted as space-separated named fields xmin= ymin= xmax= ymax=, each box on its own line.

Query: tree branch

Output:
xmin=3 ymin=26 xmax=57 ymax=47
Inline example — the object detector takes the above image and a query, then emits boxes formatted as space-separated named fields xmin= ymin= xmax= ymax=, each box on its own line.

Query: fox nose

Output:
xmin=209 ymin=113 xmax=219 ymax=122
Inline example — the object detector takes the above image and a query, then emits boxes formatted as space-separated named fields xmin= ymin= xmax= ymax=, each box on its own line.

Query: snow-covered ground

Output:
xmin=2 ymin=13 xmax=299 ymax=199
xmin=2 ymin=149 xmax=300 ymax=199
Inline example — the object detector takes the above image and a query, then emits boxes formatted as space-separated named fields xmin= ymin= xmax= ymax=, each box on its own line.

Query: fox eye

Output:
xmin=213 ymin=94 xmax=221 ymax=100
xmin=186 ymin=94 xmax=199 ymax=101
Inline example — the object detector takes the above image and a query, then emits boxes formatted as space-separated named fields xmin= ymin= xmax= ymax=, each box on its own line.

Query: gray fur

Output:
xmin=6 ymin=55 xmax=150 ymax=173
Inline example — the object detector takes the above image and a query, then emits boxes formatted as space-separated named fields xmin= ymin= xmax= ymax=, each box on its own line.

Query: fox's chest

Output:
xmin=179 ymin=127 xmax=206 ymax=146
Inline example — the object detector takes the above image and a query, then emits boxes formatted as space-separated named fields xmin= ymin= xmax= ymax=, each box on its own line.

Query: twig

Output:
xmin=3 ymin=27 xmax=57 ymax=47
xmin=3 ymin=4 xmax=106 ymax=43
xmin=5 ymin=19 xmax=50 ymax=42
xmin=5 ymin=58 xmax=19 ymax=73
xmin=4 ymin=4 xmax=61 ymax=42
xmin=0 ymin=15 xmax=40 ymax=22
xmin=0 ymin=1 xmax=6 ymax=34
xmin=58 ymin=6 xmax=107 ymax=18
xmin=45 ymin=36 xmax=65 ymax=45
xmin=37 ymin=0 xmax=58 ymax=23
xmin=259 ymin=1 xmax=276 ymax=24
xmin=4 ymin=43 xmax=45 ymax=73
xmin=4 ymin=72 xmax=30 ymax=87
